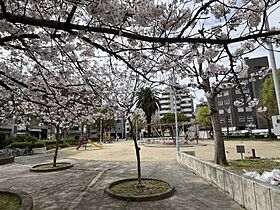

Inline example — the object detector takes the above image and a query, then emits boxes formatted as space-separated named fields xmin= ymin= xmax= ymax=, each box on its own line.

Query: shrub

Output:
xmin=10 ymin=141 xmax=33 ymax=149
xmin=41 ymin=140 xmax=56 ymax=150
xmin=67 ymin=139 xmax=79 ymax=146
xmin=34 ymin=141 xmax=46 ymax=148
xmin=11 ymin=134 xmax=38 ymax=142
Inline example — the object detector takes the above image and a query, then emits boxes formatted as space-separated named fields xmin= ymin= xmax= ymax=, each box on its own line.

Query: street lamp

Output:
xmin=173 ymin=89 xmax=180 ymax=153
xmin=265 ymin=18 xmax=280 ymax=114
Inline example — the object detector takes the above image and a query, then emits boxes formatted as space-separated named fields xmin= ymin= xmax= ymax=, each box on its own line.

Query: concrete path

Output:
xmin=0 ymin=150 xmax=244 ymax=210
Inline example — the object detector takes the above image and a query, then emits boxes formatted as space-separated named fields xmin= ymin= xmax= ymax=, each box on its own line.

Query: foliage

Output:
xmin=262 ymin=71 xmax=280 ymax=119
xmin=10 ymin=141 xmax=33 ymax=149
xmin=1 ymin=0 xmax=280 ymax=166
xmin=11 ymin=135 xmax=38 ymax=143
xmin=160 ymin=113 xmax=189 ymax=137
xmin=0 ymin=192 xmax=21 ymax=210
xmin=160 ymin=113 xmax=189 ymax=124
xmin=136 ymin=87 xmax=160 ymax=136
xmin=196 ymin=106 xmax=212 ymax=129
xmin=34 ymin=141 xmax=46 ymax=148
xmin=229 ymin=159 xmax=280 ymax=174
xmin=10 ymin=140 xmax=46 ymax=149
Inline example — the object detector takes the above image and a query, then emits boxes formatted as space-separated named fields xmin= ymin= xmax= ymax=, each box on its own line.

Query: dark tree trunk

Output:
xmin=265 ymin=117 xmax=273 ymax=140
xmin=53 ymin=125 xmax=61 ymax=167
xmin=203 ymin=78 xmax=228 ymax=166
xmin=128 ymin=117 xmax=142 ymax=187
xmin=147 ymin=115 xmax=152 ymax=137
xmin=208 ymin=96 xmax=228 ymax=166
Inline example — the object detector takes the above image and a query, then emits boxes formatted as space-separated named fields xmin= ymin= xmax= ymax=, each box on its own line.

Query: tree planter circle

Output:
xmin=0 ymin=189 xmax=33 ymax=210
xmin=30 ymin=162 xmax=73 ymax=172
xmin=105 ymin=178 xmax=175 ymax=201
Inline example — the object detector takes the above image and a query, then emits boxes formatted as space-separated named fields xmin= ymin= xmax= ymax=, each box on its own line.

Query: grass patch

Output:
xmin=229 ymin=159 xmax=280 ymax=174
xmin=0 ymin=192 xmax=21 ymax=210
xmin=111 ymin=179 xmax=170 ymax=196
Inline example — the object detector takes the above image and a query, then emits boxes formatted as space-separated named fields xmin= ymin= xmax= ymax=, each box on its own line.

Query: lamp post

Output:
xmin=265 ymin=17 xmax=280 ymax=114
xmin=173 ymin=90 xmax=180 ymax=153
xmin=172 ymin=70 xmax=180 ymax=154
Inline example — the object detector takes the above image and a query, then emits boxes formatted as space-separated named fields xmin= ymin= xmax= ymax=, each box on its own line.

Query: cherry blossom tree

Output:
xmin=1 ymin=0 xmax=280 ymax=166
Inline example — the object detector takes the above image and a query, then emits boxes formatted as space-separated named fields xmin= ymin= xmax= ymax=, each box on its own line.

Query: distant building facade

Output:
xmin=159 ymin=86 xmax=194 ymax=118
xmin=216 ymin=56 xmax=269 ymax=130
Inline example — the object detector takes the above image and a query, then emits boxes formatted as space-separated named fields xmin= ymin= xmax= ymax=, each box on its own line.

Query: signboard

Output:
xmin=236 ymin=145 xmax=245 ymax=160
xmin=236 ymin=145 xmax=245 ymax=153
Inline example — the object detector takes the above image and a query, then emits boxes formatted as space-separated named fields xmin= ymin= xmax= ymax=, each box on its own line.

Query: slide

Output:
xmin=76 ymin=142 xmax=83 ymax=150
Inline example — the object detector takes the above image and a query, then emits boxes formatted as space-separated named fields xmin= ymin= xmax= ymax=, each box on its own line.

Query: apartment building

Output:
xmin=159 ymin=86 xmax=194 ymax=118
xmin=216 ymin=56 xmax=269 ymax=130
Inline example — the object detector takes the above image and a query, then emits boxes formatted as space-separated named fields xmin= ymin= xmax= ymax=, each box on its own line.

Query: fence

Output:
xmin=177 ymin=152 xmax=280 ymax=210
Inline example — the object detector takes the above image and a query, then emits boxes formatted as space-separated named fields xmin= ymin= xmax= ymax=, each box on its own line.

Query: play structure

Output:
xmin=76 ymin=138 xmax=103 ymax=150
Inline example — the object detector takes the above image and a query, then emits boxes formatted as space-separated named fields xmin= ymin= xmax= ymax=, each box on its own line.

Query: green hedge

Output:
xmin=10 ymin=141 xmax=46 ymax=149
xmin=10 ymin=142 xmax=33 ymax=149
xmin=11 ymin=135 xmax=38 ymax=142
xmin=34 ymin=141 xmax=46 ymax=148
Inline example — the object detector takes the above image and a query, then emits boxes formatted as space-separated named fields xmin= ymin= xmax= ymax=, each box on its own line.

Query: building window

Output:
xmin=218 ymin=101 xmax=223 ymax=106
xmin=245 ymin=107 xmax=252 ymax=112
xmin=223 ymin=90 xmax=229 ymax=96
xmin=239 ymin=116 xmax=246 ymax=122
xmin=219 ymin=109 xmax=224 ymax=114
xmin=243 ymin=88 xmax=249 ymax=94
xmin=235 ymin=89 xmax=241 ymax=94
xmin=247 ymin=116 xmax=254 ymax=123
xmin=224 ymin=100 xmax=230 ymax=105
xmin=228 ymin=118 xmax=232 ymax=123
xmin=237 ymin=107 xmax=244 ymax=112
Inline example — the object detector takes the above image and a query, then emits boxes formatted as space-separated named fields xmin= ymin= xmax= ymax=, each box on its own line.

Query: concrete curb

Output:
xmin=0 ymin=156 xmax=14 ymax=165
xmin=0 ymin=189 xmax=33 ymax=210
xmin=30 ymin=162 xmax=73 ymax=172
xmin=177 ymin=152 xmax=280 ymax=210
xmin=105 ymin=178 xmax=175 ymax=201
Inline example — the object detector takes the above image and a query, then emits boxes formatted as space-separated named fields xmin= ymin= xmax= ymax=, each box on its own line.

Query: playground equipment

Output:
xmin=76 ymin=139 xmax=103 ymax=150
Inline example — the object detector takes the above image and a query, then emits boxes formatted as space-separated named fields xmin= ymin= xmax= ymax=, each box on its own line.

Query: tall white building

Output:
xmin=159 ymin=87 xmax=194 ymax=118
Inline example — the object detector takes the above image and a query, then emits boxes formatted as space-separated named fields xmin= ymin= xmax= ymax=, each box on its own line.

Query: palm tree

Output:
xmin=136 ymin=87 xmax=160 ymax=137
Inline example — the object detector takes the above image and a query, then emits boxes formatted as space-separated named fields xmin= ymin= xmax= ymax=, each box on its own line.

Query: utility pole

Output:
xmin=265 ymin=18 xmax=280 ymax=114
xmin=172 ymin=70 xmax=180 ymax=154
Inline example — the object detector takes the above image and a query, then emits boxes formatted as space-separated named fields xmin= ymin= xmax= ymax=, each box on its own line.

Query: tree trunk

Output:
xmin=128 ymin=117 xmax=142 ymax=187
xmin=147 ymin=115 xmax=152 ymax=137
xmin=53 ymin=125 xmax=61 ymax=167
xmin=265 ymin=117 xmax=273 ymax=140
xmin=208 ymin=96 xmax=228 ymax=166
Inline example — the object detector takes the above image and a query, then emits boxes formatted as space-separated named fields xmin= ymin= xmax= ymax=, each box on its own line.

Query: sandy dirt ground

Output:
xmin=65 ymin=139 xmax=280 ymax=162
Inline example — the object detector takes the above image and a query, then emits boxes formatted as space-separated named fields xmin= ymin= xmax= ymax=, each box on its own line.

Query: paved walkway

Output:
xmin=0 ymin=145 xmax=244 ymax=210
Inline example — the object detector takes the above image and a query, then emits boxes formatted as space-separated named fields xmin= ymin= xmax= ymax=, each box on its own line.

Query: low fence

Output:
xmin=0 ymin=148 xmax=27 ymax=156
xmin=177 ymin=152 xmax=280 ymax=210
xmin=139 ymin=137 xmax=184 ymax=144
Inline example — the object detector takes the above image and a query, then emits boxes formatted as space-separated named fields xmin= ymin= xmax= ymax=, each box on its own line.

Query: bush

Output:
xmin=10 ymin=141 xmax=33 ymax=149
xmin=59 ymin=143 xmax=70 ymax=148
xmin=41 ymin=140 xmax=56 ymax=150
xmin=34 ymin=141 xmax=46 ymax=148
xmin=67 ymin=139 xmax=79 ymax=146
xmin=11 ymin=134 xmax=38 ymax=142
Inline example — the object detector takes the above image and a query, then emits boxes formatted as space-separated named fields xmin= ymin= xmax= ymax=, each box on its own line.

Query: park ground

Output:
xmin=1 ymin=139 xmax=280 ymax=209
xmin=66 ymin=139 xmax=280 ymax=161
